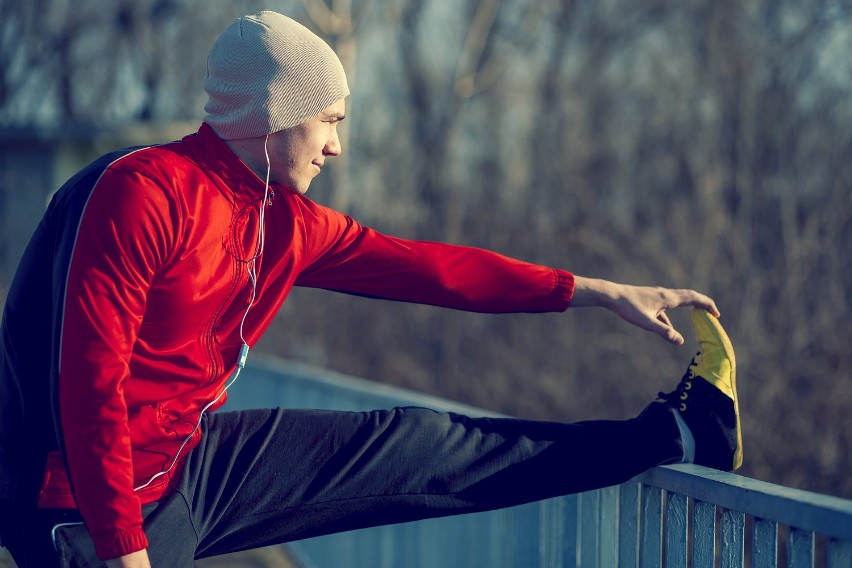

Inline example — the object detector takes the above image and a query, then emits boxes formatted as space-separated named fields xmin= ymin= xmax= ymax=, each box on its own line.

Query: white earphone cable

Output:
xmin=133 ymin=135 xmax=272 ymax=492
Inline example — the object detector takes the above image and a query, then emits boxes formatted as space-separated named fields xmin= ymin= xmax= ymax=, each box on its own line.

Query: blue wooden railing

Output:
xmin=227 ymin=355 xmax=852 ymax=567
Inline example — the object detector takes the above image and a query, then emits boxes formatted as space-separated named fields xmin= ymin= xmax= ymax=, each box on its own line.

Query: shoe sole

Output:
xmin=692 ymin=308 xmax=742 ymax=470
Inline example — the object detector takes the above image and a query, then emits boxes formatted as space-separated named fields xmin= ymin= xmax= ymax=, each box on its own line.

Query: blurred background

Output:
xmin=0 ymin=0 xmax=850 ymax=509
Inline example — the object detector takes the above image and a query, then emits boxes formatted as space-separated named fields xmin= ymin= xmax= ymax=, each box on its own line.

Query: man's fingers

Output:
xmin=651 ymin=311 xmax=684 ymax=345
xmin=658 ymin=321 xmax=684 ymax=345
xmin=674 ymin=289 xmax=720 ymax=318
xmin=667 ymin=327 xmax=685 ymax=345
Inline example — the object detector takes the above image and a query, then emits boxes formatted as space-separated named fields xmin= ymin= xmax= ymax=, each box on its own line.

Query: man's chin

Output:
xmin=277 ymin=181 xmax=310 ymax=196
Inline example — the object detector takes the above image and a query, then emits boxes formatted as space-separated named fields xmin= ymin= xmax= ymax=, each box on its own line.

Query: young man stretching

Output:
xmin=0 ymin=12 xmax=741 ymax=567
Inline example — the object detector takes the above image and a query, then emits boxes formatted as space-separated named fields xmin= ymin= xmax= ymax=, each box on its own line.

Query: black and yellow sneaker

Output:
xmin=659 ymin=308 xmax=742 ymax=471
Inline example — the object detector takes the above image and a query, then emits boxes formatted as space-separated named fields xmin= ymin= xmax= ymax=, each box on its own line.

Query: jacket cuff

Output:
xmin=93 ymin=525 xmax=149 ymax=561
xmin=552 ymin=269 xmax=575 ymax=311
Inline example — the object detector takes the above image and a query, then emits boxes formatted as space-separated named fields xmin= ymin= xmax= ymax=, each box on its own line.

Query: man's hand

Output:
xmin=106 ymin=549 xmax=152 ymax=568
xmin=570 ymin=276 xmax=720 ymax=345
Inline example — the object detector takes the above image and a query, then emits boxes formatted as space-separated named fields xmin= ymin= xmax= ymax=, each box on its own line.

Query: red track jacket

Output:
xmin=0 ymin=123 xmax=574 ymax=559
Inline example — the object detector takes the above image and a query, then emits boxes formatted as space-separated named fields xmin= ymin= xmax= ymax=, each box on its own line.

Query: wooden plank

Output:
xmin=827 ymin=538 xmax=852 ymax=568
xmin=563 ymin=494 xmax=579 ymax=566
xmin=720 ymin=509 xmax=745 ymax=568
xmin=618 ymin=481 xmax=641 ymax=568
xmin=600 ymin=486 xmax=620 ymax=567
xmin=640 ymin=486 xmax=663 ymax=567
xmin=511 ymin=504 xmax=540 ymax=568
xmin=538 ymin=498 xmax=565 ymax=566
xmin=580 ymin=490 xmax=601 ymax=567
xmin=751 ymin=518 xmax=778 ymax=568
xmin=788 ymin=528 xmax=814 ymax=567
xmin=665 ymin=493 xmax=689 ymax=567
xmin=692 ymin=500 xmax=716 ymax=568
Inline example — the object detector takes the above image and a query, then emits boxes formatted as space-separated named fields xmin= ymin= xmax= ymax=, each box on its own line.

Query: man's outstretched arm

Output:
xmin=569 ymin=276 xmax=720 ymax=345
xmin=294 ymin=200 xmax=718 ymax=342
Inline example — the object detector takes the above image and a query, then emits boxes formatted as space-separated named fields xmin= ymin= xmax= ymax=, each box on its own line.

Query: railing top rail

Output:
xmin=249 ymin=354 xmax=505 ymax=417
xmin=637 ymin=464 xmax=852 ymax=540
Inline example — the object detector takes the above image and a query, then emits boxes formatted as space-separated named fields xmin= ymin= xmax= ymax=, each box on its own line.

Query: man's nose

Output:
xmin=324 ymin=130 xmax=342 ymax=157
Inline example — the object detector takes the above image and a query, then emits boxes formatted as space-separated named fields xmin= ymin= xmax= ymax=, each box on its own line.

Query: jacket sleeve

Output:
xmin=57 ymin=166 xmax=175 ymax=560
xmin=293 ymin=199 xmax=574 ymax=313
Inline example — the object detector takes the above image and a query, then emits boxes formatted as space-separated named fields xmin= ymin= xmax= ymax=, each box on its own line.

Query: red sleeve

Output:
xmin=59 ymin=167 xmax=175 ymax=559
xmin=294 ymin=200 xmax=574 ymax=312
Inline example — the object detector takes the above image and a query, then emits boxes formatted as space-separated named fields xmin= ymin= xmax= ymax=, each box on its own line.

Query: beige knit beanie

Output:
xmin=203 ymin=11 xmax=350 ymax=140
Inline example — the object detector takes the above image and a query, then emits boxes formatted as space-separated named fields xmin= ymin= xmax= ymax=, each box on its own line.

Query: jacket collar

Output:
xmin=183 ymin=123 xmax=272 ymax=207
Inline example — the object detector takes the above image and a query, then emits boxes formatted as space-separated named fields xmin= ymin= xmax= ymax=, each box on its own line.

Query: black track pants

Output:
xmin=5 ymin=403 xmax=681 ymax=567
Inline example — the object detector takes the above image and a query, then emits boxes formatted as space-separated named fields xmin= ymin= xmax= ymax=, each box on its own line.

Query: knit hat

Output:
xmin=203 ymin=11 xmax=350 ymax=140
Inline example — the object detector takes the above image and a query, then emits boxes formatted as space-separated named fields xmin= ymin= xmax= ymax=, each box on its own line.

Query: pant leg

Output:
xmin=5 ymin=497 xmax=197 ymax=568
xmin=184 ymin=402 xmax=682 ymax=559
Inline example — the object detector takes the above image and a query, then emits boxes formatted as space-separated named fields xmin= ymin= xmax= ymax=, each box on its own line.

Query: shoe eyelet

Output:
xmin=679 ymin=403 xmax=687 ymax=412
xmin=684 ymin=381 xmax=692 ymax=390
xmin=680 ymin=392 xmax=688 ymax=401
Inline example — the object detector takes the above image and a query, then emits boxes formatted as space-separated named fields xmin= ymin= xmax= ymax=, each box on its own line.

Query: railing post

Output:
xmin=788 ymin=529 xmax=815 ymax=567
xmin=618 ymin=481 xmax=641 ymax=567
xmin=693 ymin=500 xmax=717 ymax=568
xmin=666 ymin=492 xmax=689 ymax=567
xmin=721 ymin=509 xmax=745 ymax=568
xmin=752 ymin=518 xmax=779 ymax=568
xmin=827 ymin=538 xmax=852 ymax=567
xmin=640 ymin=486 xmax=664 ymax=567
xmin=539 ymin=497 xmax=568 ymax=566
xmin=563 ymin=494 xmax=579 ymax=566
xmin=579 ymin=490 xmax=601 ymax=567
xmin=600 ymin=486 xmax=620 ymax=567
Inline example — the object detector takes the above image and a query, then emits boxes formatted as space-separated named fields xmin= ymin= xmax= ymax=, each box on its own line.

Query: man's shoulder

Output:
xmin=105 ymin=138 xmax=197 ymax=180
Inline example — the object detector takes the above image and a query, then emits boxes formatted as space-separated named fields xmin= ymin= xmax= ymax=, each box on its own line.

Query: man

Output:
xmin=0 ymin=11 xmax=741 ymax=568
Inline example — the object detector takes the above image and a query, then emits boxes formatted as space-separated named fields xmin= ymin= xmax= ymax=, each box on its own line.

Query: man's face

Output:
xmin=266 ymin=99 xmax=346 ymax=194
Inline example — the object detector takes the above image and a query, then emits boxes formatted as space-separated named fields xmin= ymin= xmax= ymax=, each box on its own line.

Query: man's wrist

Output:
xmin=105 ymin=549 xmax=151 ymax=568
xmin=570 ymin=276 xmax=617 ymax=308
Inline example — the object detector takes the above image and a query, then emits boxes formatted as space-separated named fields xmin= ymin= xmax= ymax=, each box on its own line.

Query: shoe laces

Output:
xmin=659 ymin=352 xmax=699 ymax=412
